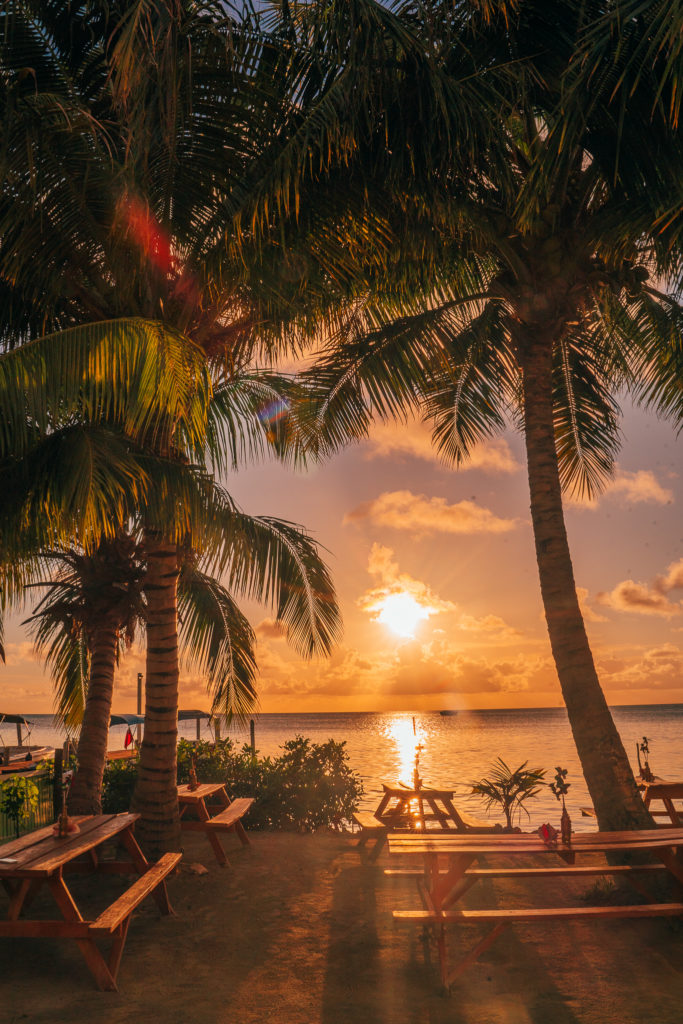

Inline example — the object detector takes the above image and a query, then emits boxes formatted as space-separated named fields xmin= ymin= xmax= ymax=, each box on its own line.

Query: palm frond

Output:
xmin=178 ymin=565 xmax=258 ymax=721
xmin=0 ymin=319 xmax=211 ymax=459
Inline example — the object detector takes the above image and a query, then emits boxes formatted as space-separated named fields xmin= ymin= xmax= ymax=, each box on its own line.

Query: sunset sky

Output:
xmin=3 ymin=398 xmax=682 ymax=715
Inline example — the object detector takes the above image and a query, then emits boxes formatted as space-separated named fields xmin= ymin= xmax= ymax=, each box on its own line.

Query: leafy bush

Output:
xmin=101 ymin=756 xmax=139 ymax=814
xmin=102 ymin=735 xmax=363 ymax=831
xmin=471 ymin=758 xmax=546 ymax=830
xmin=1 ymin=775 xmax=39 ymax=838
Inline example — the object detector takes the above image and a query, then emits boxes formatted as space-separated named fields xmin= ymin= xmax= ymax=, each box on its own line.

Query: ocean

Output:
xmin=7 ymin=705 xmax=682 ymax=832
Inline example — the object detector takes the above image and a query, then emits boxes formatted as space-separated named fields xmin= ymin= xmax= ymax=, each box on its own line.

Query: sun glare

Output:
xmin=377 ymin=592 xmax=430 ymax=637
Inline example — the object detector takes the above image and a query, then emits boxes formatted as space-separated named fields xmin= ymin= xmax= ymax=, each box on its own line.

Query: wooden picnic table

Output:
xmin=354 ymin=783 xmax=501 ymax=862
xmin=0 ymin=812 xmax=179 ymax=990
xmin=580 ymin=777 xmax=683 ymax=825
xmin=177 ymin=782 xmax=253 ymax=867
xmin=387 ymin=827 xmax=683 ymax=988
xmin=640 ymin=778 xmax=683 ymax=825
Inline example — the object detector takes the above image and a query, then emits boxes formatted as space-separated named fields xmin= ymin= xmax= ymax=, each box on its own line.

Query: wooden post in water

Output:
xmin=53 ymin=748 xmax=64 ymax=819
xmin=213 ymin=717 xmax=221 ymax=743
xmin=250 ymin=719 xmax=255 ymax=754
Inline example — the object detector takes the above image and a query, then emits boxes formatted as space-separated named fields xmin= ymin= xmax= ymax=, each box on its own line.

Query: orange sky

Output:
xmin=3 ymin=400 xmax=682 ymax=715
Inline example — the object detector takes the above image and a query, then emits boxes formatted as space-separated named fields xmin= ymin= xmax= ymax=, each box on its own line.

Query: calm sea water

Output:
xmin=8 ymin=705 xmax=682 ymax=832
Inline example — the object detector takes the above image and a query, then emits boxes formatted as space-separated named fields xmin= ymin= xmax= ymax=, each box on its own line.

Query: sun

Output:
xmin=377 ymin=592 xmax=431 ymax=638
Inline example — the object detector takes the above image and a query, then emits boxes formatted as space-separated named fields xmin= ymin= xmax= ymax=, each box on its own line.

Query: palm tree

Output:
xmin=25 ymin=534 xmax=146 ymax=814
xmin=0 ymin=0 xmax=351 ymax=852
xmin=293 ymin=0 xmax=683 ymax=831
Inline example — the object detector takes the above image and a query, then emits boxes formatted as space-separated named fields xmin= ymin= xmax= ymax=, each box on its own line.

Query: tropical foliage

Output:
xmin=291 ymin=0 xmax=683 ymax=831
xmin=103 ymin=736 xmax=364 ymax=832
xmin=471 ymin=759 xmax=546 ymax=831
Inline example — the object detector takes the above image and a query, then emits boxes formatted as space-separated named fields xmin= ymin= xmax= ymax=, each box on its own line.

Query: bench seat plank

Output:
xmin=385 ymin=863 xmax=666 ymax=879
xmin=205 ymin=798 xmax=254 ymax=831
xmin=90 ymin=852 xmax=181 ymax=935
xmin=394 ymin=903 xmax=683 ymax=923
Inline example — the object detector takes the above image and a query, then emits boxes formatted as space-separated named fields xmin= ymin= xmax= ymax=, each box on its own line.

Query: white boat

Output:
xmin=0 ymin=714 xmax=54 ymax=772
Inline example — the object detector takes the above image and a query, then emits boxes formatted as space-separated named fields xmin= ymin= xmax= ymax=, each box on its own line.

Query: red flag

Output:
xmin=124 ymin=728 xmax=134 ymax=749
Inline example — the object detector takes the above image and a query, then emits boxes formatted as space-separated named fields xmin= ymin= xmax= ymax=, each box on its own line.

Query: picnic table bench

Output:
xmin=354 ymin=783 xmax=501 ymax=862
xmin=387 ymin=827 xmax=683 ymax=990
xmin=177 ymin=782 xmax=253 ymax=866
xmin=0 ymin=812 xmax=179 ymax=990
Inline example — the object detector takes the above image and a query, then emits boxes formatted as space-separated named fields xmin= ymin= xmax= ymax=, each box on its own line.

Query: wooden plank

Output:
xmin=353 ymin=812 xmax=386 ymax=833
xmin=90 ymin=852 xmax=181 ymax=934
xmin=382 ymin=785 xmax=455 ymax=799
xmin=177 ymin=782 xmax=227 ymax=801
xmin=0 ymin=815 xmax=140 ymax=877
xmin=385 ymin=863 xmax=667 ymax=879
xmin=393 ymin=903 xmax=683 ymax=923
xmin=206 ymin=798 xmax=254 ymax=829
xmin=0 ymin=921 xmax=91 ymax=938
xmin=388 ymin=829 xmax=683 ymax=857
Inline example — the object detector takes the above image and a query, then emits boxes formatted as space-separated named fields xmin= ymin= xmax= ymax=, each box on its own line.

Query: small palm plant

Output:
xmin=471 ymin=759 xmax=546 ymax=831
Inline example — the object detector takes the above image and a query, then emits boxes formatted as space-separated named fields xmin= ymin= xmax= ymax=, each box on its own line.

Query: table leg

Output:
xmin=658 ymin=847 xmax=683 ymax=888
xmin=8 ymin=879 xmax=31 ymax=921
xmin=47 ymin=873 xmax=117 ymax=992
xmin=663 ymin=798 xmax=682 ymax=826
xmin=440 ymin=796 xmax=468 ymax=831
xmin=432 ymin=853 xmax=477 ymax=910
xmin=119 ymin=827 xmax=174 ymax=912
xmin=197 ymin=799 xmax=230 ymax=867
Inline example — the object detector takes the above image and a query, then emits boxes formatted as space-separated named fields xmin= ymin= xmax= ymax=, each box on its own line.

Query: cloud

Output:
xmin=597 ymin=556 xmax=683 ymax=617
xmin=576 ymin=587 xmax=608 ymax=623
xmin=345 ymin=490 xmax=517 ymax=535
xmin=597 ymin=581 xmax=681 ymax=617
xmin=456 ymin=613 xmax=521 ymax=639
xmin=358 ymin=544 xmax=455 ymax=630
xmin=255 ymin=618 xmax=287 ymax=641
xmin=568 ymin=468 xmax=673 ymax=510
xmin=364 ymin=421 xmax=521 ymax=474
xmin=597 ymin=643 xmax=683 ymax=690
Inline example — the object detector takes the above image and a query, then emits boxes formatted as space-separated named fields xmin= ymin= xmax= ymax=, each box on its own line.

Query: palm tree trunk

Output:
xmin=132 ymin=535 xmax=182 ymax=857
xmin=521 ymin=338 xmax=651 ymax=831
xmin=68 ymin=620 xmax=118 ymax=815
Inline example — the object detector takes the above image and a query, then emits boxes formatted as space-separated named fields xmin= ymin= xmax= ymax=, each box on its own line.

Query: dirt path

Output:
xmin=2 ymin=831 xmax=682 ymax=1024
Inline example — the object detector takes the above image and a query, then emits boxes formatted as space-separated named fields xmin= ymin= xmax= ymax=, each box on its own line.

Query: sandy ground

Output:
xmin=2 ymin=830 xmax=683 ymax=1024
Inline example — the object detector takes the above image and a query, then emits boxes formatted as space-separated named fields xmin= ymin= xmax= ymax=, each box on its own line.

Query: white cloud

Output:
xmin=364 ymin=420 xmax=521 ymax=474
xmin=597 ymin=555 xmax=683 ymax=617
xmin=568 ymin=468 xmax=673 ymax=509
xmin=345 ymin=489 xmax=517 ymax=535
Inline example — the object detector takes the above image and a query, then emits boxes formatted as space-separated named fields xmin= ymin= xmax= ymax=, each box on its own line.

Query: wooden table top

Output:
xmin=640 ymin=779 xmax=683 ymax=798
xmin=381 ymin=784 xmax=455 ymax=799
xmin=0 ymin=813 xmax=139 ymax=878
xmin=388 ymin=826 xmax=683 ymax=857
xmin=177 ymin=782 xmax=226 ymax=801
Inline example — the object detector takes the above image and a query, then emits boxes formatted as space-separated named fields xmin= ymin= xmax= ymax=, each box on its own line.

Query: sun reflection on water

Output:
xmin=384 ymin=716 xmax=427 ymax=788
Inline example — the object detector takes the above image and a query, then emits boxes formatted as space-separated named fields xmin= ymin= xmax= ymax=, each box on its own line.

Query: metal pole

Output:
xmin=136 ymin=672 xmax=143 ymax=746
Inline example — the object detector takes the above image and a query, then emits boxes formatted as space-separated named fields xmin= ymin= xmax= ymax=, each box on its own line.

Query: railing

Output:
xmin=0 ymin=768 xmax=55 ymax=842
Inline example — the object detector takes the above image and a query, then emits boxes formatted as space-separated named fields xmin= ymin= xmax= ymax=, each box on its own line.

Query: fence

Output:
xmin=0 ymin=769 xmax=55 ymax=841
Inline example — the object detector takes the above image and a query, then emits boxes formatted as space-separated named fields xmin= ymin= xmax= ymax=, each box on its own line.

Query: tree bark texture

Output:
xmin=68 ymin=621 xmax=118 ymax=815
xmin=522 ymin=339 xmax=651 ymax=831
xmin=132 ymin=536 xmax=182 ymax=857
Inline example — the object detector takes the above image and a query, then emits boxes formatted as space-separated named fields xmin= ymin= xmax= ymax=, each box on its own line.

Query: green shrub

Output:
xmin=101 ymin=756 xmax=139 ymax=813
xmin=1 ymin=775 xmax=39 ymax=838
xmin=102 ymin=734 xmax=363 ymax=832
xmin=471 ymin=758 xmax=546 ymax=830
